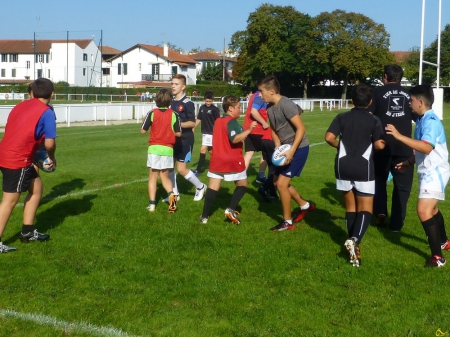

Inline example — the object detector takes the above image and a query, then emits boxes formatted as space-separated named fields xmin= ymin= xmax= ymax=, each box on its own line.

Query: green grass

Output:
xmin=1 ymin=106 xmax=450 ymax=336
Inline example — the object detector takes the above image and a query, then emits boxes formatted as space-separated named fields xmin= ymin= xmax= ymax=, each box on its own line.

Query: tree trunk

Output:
xmin=341 ymin=75 xmax=348 ymax=101
xmin=303 ymin=75 xmax=309 ymax=99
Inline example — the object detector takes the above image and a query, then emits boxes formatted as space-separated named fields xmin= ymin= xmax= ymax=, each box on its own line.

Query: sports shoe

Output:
xmin=193 ymin=170 xmax=200 ymax=177
xmin=146 ymin=204 xmax=156 ymax=212
xmin=270 ymin=220 xmax=294 ymax=231
xmin=258 ymin=186 xmax=272 ymax=203
xmin=199 ymin=216 xmax=209 ymax=224
xmin=162 ymin=194 xmax=179 ymax=203
xmin=441 ymin=239 xmax=450 ymax=250
xmin=224 ymin=208 xmax=241 ymax=225
xmin=0 ymin=242 xmax=17 ymax=253
xmin=168 ymin=194 xmax=177 ymax=213
xmin=292 ymin=202 xmax=316 ymax=223
xmin=344 ymin=238 xmax=361 ymax=267
xmin=427 ymin=255 xmax=446 ymax=268
xmin=255 ymin=176 xmax=268 ymax=184
xmin=193 ymin=184 xmax=207 ymax=201
xmin=376 ymin=214 xmax=387 ymax=227
xmin=20 ymin=230 xmax=50 ymax=243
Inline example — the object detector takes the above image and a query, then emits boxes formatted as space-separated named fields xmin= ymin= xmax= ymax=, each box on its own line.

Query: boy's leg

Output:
xmin=160 ymin=169 xmax=177 ymax=213
xmin=342 ymin=190 xmax=357 ymax=238
xmin=148 ymin=169 xmax=159 ymax=202
xmin=21 ymin=177 xmax=50 ymax=242
xmin=418 ymin=198 xmax=443 ymax=259
xmin=390 ymin=157 xmax=414 ymax=231
xmin=0 ymin=192 xmax=21 ymax=237
xmin=224 ymin=179 xmax=247 ymax=225
xmin=200 ymin=178 xmax=221 ymax=220
xmin=195 ymin=145 xmax=208 ymax=172
xmin=244 ymin=151 xmax=254 ymax=170
xmin=177 ymin=161 xmax=206 ymax=201
xmin=168 ymin=169 xmax=179 ymax=196
xmin=351 ymin=195 xmax=373 ymax=243
xmin=434 ymin=210 xmax=449 ymax=248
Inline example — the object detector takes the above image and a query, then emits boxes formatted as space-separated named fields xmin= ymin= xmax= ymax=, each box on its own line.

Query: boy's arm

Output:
xmin=271 ymin=125 xmax=281 ymax=147
xmin=385 ymin=124 xmax=433 ymax=154
xmin=230 ymin=120 xmax=257 ymax=144
xmin=141 ymin=111 xmax=152 ymax=134
xmin=325 ymin=132 xmax=339 ymax=148
xmin=173 ymin=113 xmax=182 ymax=137
xmin=282 ymin=114 xmax=305 ymax=164
xmin=181 ymin=101 xmax=196 ymax=129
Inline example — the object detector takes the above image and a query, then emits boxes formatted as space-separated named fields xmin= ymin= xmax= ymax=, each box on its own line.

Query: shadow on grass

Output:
xmin=320 ymin=181 xmax=346 ymax=209
xmin=41 ymin=178 xmax=86 ymax=205
xmin=4 ymin=195 xmax=97 ymax=245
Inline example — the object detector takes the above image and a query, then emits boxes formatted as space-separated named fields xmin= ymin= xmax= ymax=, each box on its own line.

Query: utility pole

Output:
xmin=223 ymin=38 xmax=226 ymax=82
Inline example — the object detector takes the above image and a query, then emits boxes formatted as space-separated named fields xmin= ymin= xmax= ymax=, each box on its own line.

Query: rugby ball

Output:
xmin=272 ymin=144 xmax=292 ymax=166
xmin=35 ymin=150 xmax=56 ymax=173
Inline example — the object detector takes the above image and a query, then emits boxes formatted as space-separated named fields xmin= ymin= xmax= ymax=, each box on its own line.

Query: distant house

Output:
xmin=391 ymin=51 xmax=413 ymax=64
xmin=189 ymin=51 xmax=236 ymax=82
xmin=103 ymin=43 xmax=198 ymax=88
xmin=0 ymin=39 xmax=101 ymax=86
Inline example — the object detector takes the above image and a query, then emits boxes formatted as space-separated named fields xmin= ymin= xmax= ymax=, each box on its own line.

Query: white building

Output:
xmin=189 ymin=51 xmax=236 ymax=81
xmin=0 ymin=39 xmax=101 ymax=86
xmin=103 ymin=43 xmax=198 ymax=88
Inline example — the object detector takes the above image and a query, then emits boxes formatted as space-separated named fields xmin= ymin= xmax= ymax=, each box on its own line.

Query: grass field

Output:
xmin=1 ymin=106 xmax=450 ymax=336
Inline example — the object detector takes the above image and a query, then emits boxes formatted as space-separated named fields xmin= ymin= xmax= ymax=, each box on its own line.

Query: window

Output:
xmin=37 ymin=69 xmax=42 ymax=78
xmin=171 ymin=66 xmax=177 ymax=75
xmin=118 ymin=63 xmax=121 ymax=75
xmin=36 ymin=54 xmax=44 ymax=63
xmin=48 ymin=69 xmax=50 ymax=78
xmin=152 ymin=64 xmax=159 ymax=75
xmin=11 ymin=69 xmax=16 ymax=77
xmin=83 ymin=53 xmax=87 ymax=61
xmin=102 ymin=68 xmax=110 ymax=75
xmin=123 ymin=63 xmax=127 ymax=75
xmin=91 ymin=54 xmax=93 ymax=62
xmin=83 ymin=68 xmax=86 ymax=76
xmin=1 ymin=54 xmax=6 ymax=62
xmin=46 ymin=54 xmax=49 ymax=63
xmin=138 ymin=63 xmax=141 ymax=71
xmin=1 ymin=69 xmax=5 ymax=77
xmin=26 ymin=61 xmax=30 ymax=69
xmin=9 ymin=54 xmax=18 ymax=62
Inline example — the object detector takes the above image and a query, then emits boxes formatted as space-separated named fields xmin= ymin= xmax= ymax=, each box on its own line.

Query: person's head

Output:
xmin=171 ymin=74 xmax=186 ymax=97
xmin=155 ymin=88 xmax=172 ymax=108
xmin=203 ymin=90 xmax=214 ymax=107
xmin=31 ymin=78 xmax=54 ymax=100
xmin=27 ymin=82 xmax=34 ymax=99
xmin=409 ymin=85 xmax=434 ymax=115
xmin=351 ymin=83 xmax=373 ymax=108
xmin=383 ymin=64 xmax=403 ymax=84
xmin=222 ymin=95 xmax=241 ymax=119
xmin=257 ymin=75 xmax=280 ymax=104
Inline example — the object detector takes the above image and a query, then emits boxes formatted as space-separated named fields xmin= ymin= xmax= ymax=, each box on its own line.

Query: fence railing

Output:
xmin=0 ymin=99 xmax=351 ymax=128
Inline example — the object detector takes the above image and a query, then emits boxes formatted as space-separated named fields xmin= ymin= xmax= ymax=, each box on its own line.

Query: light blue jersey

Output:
xmin=414 ymin=109 xmax=449 ymax=195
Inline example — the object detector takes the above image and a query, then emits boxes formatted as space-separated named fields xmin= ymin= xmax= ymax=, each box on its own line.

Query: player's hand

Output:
xmin=46 ymin=158 xmax=56 ymax=169
xmin=249 ymin=121 xmax=258 ymax=131
xmin=385 ymin=124 xmax=400 ymax=139
xmin=262 ymin=121 xmax=269 ymax=129
xmin=394 ymin=160 xmax=410 ymax=173
xmin=281 ymin=148 xmax=295 ymax=165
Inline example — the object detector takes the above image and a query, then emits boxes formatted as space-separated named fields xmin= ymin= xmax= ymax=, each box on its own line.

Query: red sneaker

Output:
xmin=292 ymin=202 xmax=316 ymax=223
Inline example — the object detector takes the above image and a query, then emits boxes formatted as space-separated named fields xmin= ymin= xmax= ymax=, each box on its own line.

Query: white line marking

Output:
xmin=17 ymin=179 xmax=147 ymax=207
xmin=0 ymin=309 xmax=142 ymax=337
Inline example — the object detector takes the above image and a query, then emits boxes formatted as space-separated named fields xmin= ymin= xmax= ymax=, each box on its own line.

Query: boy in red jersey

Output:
xmin=0 ymin=78 xmax=56 ymax=253
xmin=199 ymin=96 xmax=257 ymax=224
xmin=141 ymin=89 xmax=181 ymax=213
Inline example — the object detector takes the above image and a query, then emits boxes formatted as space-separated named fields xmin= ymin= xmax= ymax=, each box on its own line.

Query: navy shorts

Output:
xmin=0 ymin=165 xmax=39 ymax=193
xmin=274 ymin=145 xmax=309 ymax=178
xmin=174 ymin=139 xmax=193 ymax=163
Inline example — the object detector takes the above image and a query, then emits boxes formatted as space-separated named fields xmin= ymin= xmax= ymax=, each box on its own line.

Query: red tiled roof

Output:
xmin=117 ymin=81 xmax=171 ymax=88
xmin=99 ymin=45 xmax=121 ymax=55
xmin=391 ymin=51 xmax=412 ymax=63
xmin=0 ymin=39 xmax=93 ymax=54
xmin=190 ymin=51 xmax=236 ymax=63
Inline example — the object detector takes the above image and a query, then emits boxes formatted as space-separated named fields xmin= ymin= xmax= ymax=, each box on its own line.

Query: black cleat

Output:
xmin=20 ymin=230 xmax=50 ymax=243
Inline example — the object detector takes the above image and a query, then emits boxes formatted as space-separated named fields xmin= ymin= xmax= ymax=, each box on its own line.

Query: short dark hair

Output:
xmin=384 ymin=64 xmax=403 ymax=83
xmin=258 ymin=75 xmax=280 ymax=94
xmin=222 ymin=95 xmax=240 ymax=113
xmin=204 ymin=90 xmax=214 ymax=100
xmin=351 ymin=83 xmax=373 ymax=108
xmin=172 ymin=74 xmax=186 ymax=85
xmin=31 ymin=78 xmax=54 ymax=99
xmin=155 ymin=89 xmax=172 ymax=107
xmin=410 ymin=84 xmax=434 ymax=108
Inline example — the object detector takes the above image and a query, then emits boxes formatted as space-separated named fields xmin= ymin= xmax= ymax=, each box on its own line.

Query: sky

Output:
xmin=1 ymin=0 xmax=448 ymax=53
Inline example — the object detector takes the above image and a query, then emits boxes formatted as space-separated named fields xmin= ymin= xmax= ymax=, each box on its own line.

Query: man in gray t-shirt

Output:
xmin=268 ymin=96 xmax=309 ymax=148
xmin=258 ymin=75 xmax=315 ymax=232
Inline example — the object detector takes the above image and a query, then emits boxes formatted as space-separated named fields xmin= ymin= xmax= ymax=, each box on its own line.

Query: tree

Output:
xmin=422 ymin=23 xmax=450 ymax=86
xmin=229 ymin=4 xmax=314 ymax=96
xmin=312 ymin=10 xmax=394 ymax=99
xmin=402 ymin=48 xmax=421 ymax=86
xmin=198 ymin=62 xmax=225 ymax=82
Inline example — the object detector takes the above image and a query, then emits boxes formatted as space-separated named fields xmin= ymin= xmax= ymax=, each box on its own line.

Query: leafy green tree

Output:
xmin=402 ymin=48 xmax=421 ymax=86
xmin=312 ymin=10 xmax=394 ymax=99
xmin=198 ymin=62 xmax=225 ymax=81
xmin=229 ymin=4 xmax=314 ymax=96
xmin=422 ymin=23 xmax=450 ymax=86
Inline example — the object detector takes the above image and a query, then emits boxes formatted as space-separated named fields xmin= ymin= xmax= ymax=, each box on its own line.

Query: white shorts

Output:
xmin=418 ymin=171 xmax=449 ymax=200
xmin=207 ymin=170 xmax=247 ymax=182
xmin=147 ymin=154 xmax=173 ymax=170
xmin=336 ymin=179 xmax=375 ymax=195
xmin=202 ymin=134 xmax=213 ymax=147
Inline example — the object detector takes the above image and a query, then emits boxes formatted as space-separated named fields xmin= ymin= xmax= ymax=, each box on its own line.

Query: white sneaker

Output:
xmin=193 ymin=184 xmax=206 ymax=201
xmin=146 ymin=204 xmax=156 ymax=212
xmin=0 ymin=242 xmax=17 ymax=253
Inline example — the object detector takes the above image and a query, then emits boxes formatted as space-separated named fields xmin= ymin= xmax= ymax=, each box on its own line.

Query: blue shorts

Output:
xmin=274 ymin=145 xmax=309 ymax=178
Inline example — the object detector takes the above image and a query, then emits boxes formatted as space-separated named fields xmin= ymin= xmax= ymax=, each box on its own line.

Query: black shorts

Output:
xmin=261 ymin=139 xmax=275 ymax=165
xmin=0 ymin=165 xmax=39 ymax=193
xmin=244 ymin=134 xmax=263 ymax=152
xmin=174 ymin=139 xmax=193 ymax=163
